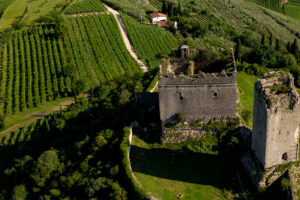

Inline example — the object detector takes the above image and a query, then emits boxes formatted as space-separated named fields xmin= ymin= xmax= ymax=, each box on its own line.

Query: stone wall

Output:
xmin=252 ymin=71 xmax=300 ymax=168
xmin=158 ymin=72 xmax=237 ymax=123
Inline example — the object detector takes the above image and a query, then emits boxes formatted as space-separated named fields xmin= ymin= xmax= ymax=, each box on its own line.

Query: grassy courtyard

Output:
xmin=130 ymin=133 xmax=250 ymax=200
xmin=237 ymin=72 xmax=258 ymax=128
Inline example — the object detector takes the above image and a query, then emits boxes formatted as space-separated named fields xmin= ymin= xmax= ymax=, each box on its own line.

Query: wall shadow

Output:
xmin=130 ymin=145 xmax=242 ymax=190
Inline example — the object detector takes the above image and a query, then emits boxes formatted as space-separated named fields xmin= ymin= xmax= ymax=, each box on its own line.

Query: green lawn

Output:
xmin=237 ymin=72 xmax=258 ymax=128
xmin=0 ymin=0 xmax=67 ymax=30
xmin=131 ymin=135 xmax=239 ymax=200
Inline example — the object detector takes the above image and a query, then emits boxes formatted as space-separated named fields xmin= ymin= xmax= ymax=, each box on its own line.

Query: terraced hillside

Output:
xmin=0 ymin=14 xmax=140 ymax=115
xmin=121 ymin=14 xmax=179 ymax=69
xmin=64 ymin=0 xmax=106 ymax=14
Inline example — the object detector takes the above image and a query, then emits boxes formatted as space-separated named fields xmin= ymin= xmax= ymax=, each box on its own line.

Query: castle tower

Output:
xmin=252 ymin=71 xmax=300 ymax=168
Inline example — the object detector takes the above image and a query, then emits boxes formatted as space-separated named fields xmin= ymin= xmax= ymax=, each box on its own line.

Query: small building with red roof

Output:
xmin=148 ymin=13 xmax=167 ymax=24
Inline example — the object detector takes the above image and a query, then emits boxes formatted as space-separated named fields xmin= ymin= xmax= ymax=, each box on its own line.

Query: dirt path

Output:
xmin=0 ymin=98 xmax=74 ymax=136
xmin=104 ymin=4 xmax=148 ymax=72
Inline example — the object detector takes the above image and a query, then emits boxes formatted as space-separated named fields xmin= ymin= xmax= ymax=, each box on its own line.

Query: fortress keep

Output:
xmin=252 ymin=71 xmax=300 ymax=168
xmin=158 ymin=72 xmax=237 ymax=124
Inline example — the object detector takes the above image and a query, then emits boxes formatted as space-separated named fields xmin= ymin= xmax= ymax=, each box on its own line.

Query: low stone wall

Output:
xmin=161 ymin=127 xmax=209 ymax=143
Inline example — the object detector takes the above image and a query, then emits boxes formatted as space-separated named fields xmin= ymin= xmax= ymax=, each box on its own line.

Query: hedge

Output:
xmin=120 ymin=127 xmax=149 ymax=200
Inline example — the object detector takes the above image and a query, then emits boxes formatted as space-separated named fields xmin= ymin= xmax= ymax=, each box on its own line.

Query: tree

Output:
xmin=162 ymin=0 xmax=167 ymax=13
xmin=275 ymin=39 xmax=280 ymax=51
xmin=287 ymin=42 xmax=291 ymax=52
xmin=261 ymin=34 xmax=266 ymax=46
xmin=168 ymin=2 xmax=173 ymax=17
xmin=13 ymin=184 xmax=27 ymax=200
xmin=269 ymin=33 xmax=273 ymax=47
xmin=235 ymin=39 xmax=242 ymax=63
xmin=93 ymin=135 xmax=107 ymax=151
xmin=72 ymin=79 xmax=87 ymax=102
xmin=178 ymin=0 xmax=182 ymax=15
xmin=32 ymin=150 xmax=60 ymax=187
xmin=0 ymin=114 xmax=5 ymax=129
xmin=291 ymin=39 xmax=299 ymax=60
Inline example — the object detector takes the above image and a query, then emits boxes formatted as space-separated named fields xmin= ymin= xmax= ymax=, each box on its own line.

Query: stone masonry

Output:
xmin=252 ymin=71 xmax=300 ymax=168
xmin=158 ymin=72 xmax=237 ymax=124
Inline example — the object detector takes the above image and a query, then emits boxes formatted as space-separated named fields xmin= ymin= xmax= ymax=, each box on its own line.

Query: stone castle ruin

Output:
xmin=159 ymin=46 xmax=237 ymax=125
xmin=252 ymin=71 xmax=300 ymax=168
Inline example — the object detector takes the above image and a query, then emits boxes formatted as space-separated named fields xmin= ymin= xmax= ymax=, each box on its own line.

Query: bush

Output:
xmin=241 ymin=109 xmax=251 ymax=123
xmin=280 ymin=178 xmax=291 ymax=191
xmin=175 ymin=113 xmax=184 ymax=124
xmin=13 ymin=184 xmax=27 ymax=200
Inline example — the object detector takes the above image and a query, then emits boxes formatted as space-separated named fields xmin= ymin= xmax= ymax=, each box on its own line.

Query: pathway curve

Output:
xmin=104 ymin=4 xmax=148 ymax=72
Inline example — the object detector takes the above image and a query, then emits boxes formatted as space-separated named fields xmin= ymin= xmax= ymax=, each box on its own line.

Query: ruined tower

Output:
xmin=252 ymin=71 xmax=300 ymax=168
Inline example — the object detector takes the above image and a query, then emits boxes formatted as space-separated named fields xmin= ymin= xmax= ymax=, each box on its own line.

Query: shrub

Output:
xmin=175 ymin=113 xmax=184 ymax=124
xmin=280 ymin=178 xmax=291 ymax=191
xmin=13 ymin=184 xmax=27 ymax=200
xmin=241 ymin=109 xmax=251 ymax=123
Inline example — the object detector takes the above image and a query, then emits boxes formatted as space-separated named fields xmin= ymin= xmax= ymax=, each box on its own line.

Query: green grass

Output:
xmin=237 ymin=72 xmax=258 ymax=128
xmin=0 ymin=0 xmax=67 ymax=30
xmin=131 ymin=135 xmax=236 ymax=200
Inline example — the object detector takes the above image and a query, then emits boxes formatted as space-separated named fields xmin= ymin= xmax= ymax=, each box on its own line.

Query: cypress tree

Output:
xmin=269 ymin=33 xmax=273 ymax=47
xmin=162 ymin=0 xmax=167 ymax=13
xmin=168 ymin=2 xmax=173 ymax=17
xmin=261 ymin=34 xmax=266 ymax=46
xmin=287 ymin=42 xmax=291 ymax=52
xmin=275 ymin=39 xmax=280 ymax=51
xmin=235 ymin=39 xmax=242 ymax=63
xmin=178 ymin=0 xmax=182 ymax=15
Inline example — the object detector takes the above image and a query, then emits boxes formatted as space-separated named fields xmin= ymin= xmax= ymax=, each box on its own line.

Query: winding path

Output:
xmin=104 ymin=4 xmax=148 ymax=72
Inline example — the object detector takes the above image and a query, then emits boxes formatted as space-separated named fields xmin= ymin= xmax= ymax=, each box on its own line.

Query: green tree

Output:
xmin=269 ymin=33 xmax=273 ymax=47
xmin=32 ymin=150 xmax=60 ymax=187
xmin=72 ymin=79 xmax=87 ymax=102
xmin=162 ymin=0 xmax=167 ymax=13
xmin=119 ymin=89 xmax=131 ymax=105
xmin=261 ymin=34 xmax=266 ymax=46
xmin=0 ymin=114 xmax=5 ymax=129
xmin=168 ymin=2 xmax=173 ymax=17
xmin=13 ymin=184 xmax=27 ymax=200
xmin=291 ymin=39 xmax=299 ymax=60
xmin=178 ymin=0 xmax=182 ymax=15
xmin=275 ymin=39 xmax=280 ymax=51
xmin=93 ymin=135 xmax=107 ymax=151
xmin=287 ymin=41 xmax=291 ymax=52
xmin=235 ymin=39 xmax=242 ymax=63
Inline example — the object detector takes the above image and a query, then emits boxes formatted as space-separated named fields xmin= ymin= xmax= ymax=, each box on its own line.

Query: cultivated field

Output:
xmin=121 ymin=14 xmax=179 ymax=69
xmin=64 ymin=0 xmax=106 ymax=14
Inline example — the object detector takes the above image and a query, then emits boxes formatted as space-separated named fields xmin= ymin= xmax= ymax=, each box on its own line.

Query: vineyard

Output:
xmin=0 ymin=14 xmax=140 ymax=115
xmin=0 ymin=28 xmax=71 ymax=115
xmin=149 ymin=0 xmax=162 ymax=9
xmin=247 ymin=0 xmax=300 ymax=20
xmin=0 ymin=0 xmax=14 ymax=16
xmin=284 ymin=4 xmax=300 ymax=20
xmin=120 ymin=14 xmax=179 ymax=69
xmin=64 ymin=0 xmax=106 ymax=14
xmin=65 ymin=14 xmax=140 ymax=86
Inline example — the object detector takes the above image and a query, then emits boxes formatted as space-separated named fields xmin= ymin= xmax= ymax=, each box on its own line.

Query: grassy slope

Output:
xmin=0 ymin=0 xmax=66 ymax=30
xmin=237 ymin=72 xmax=258 ymax=128
xmin=131 ymin=136 xmax=233 ymax=200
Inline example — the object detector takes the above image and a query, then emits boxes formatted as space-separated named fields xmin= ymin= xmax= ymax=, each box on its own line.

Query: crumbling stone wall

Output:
xmin=252 ymin=71 xmax=300 ymax=168
xmin=158 ymin=72 xmax=237 ymax=123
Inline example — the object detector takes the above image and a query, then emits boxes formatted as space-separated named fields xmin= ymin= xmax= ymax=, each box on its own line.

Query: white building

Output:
xmin=148 ymin=13 xmax=167 ymax=24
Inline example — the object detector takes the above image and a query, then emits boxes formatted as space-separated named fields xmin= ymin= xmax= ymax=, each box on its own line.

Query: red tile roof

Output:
xmin=148 ymin=13 xmax=167 ymax=18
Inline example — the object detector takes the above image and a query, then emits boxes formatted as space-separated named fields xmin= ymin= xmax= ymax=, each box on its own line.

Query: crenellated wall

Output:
xmin=158 ymin=72 xmax=237 ymax=123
